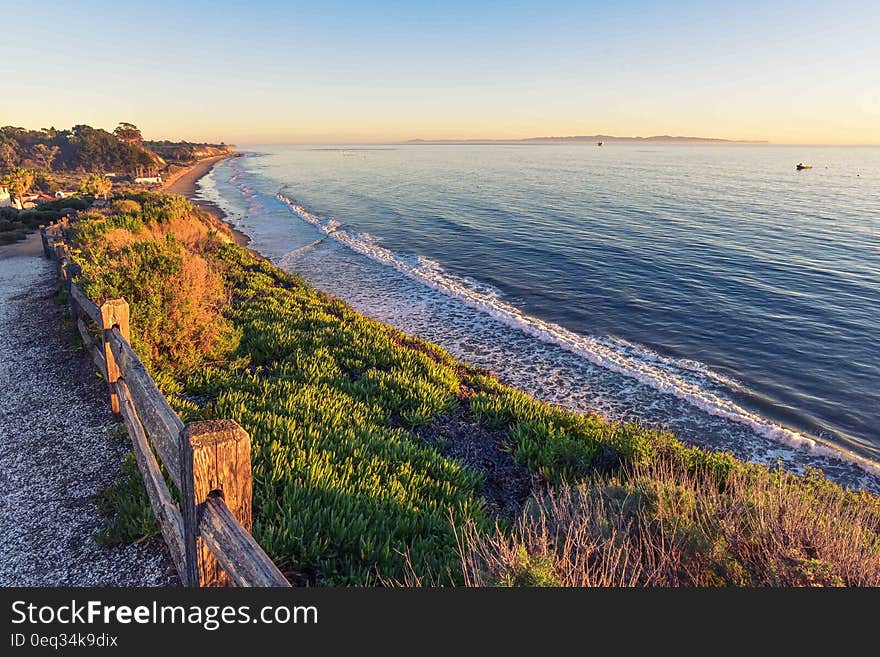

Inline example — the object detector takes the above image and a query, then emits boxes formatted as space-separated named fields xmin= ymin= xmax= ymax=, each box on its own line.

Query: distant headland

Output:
xmin=406 ymin=134 xmax=768 ymax=145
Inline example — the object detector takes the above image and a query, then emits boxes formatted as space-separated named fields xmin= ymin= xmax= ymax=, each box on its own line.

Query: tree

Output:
xmin=2 ymin=167 xmax=35 ymax=207
xmin=34 ymin=171 xmax=59 ymax=194
xmin=29 ymin=143 xmax=60 ymax=170
xmin=114 ymin=122 xmax=143 ymax=144
xmin=79 ymin=172 xmax=113 ymax=200
xmin=0 ymin=141 xmax=17 ymax=170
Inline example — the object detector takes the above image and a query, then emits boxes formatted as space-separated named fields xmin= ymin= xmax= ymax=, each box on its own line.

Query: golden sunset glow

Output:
xmin=3 ymin=2 xmax=879 ymax=145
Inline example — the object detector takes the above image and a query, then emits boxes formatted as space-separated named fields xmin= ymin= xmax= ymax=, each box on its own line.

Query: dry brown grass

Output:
xmin=71 ymin=199 xmax=239 ymax=375
xmin=111 ymin=199 xmax=143 ymax=215
xmin=102 ymin=227 xmax=139 ymax=252
xmin=460 ymin=458 xmax=880 ymax=587
xmin=146 ymin=212 xmax=217 ymax=251
xmin=123 ymin=248 xmax=235 ymax=373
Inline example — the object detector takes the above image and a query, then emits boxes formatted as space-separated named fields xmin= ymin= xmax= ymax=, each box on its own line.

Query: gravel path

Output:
xmin=0 ymin=235 xmax=176 ymax=586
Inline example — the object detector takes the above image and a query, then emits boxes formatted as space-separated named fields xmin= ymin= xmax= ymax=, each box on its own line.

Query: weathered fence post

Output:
xmin=39 ymin=225 xmax=51 ymax=258
xmin=54 ymin=242 xmax=66 ymax=258
xmin=46 ymin=221 xmax=57 ymax=255
xmin=100 ymin=299 xmax=130 ymax=414
xmin=65 ymin=262 xmax=82 ymax=323
xmin=54 ymin=242 xmax=67 ymax=277
xmin=180 ymin=420 xmax=253 ymax=587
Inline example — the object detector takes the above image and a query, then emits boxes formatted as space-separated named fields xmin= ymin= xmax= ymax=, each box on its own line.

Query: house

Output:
xmin=0 ymin=187 xmax=41 ymax=209
xmin=0 ymin=187 xmax=32 ymax=210
xmin=17 ymin=193 xmax=40 ymax=210
xmin=134 ymin=175 xmax=163 ymax=185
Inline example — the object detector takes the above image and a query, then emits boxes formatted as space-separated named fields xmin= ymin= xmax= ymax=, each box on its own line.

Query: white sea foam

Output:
xmin=279 ymin=238 xmax=326 ymax=261
xmin=276 ymin=192 xmax=880 ymax=478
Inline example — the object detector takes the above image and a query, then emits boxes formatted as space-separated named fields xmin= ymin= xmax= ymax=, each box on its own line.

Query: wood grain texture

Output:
xmin=70 ymin=284 xmax=102 ymax=325
xmin=75 ymin=316 xmax=95 ymax=348
xmin=39 ymin=226 xmax=51 ymax=258
xmin=117 ymin=381 xmax=189 ymax=585
xmin=75 ymin=316 xmax=107 ymax=378
xmin=63 ymin=261 xmax=82 ymax=324
xmin=100 ymin=299 xmax=130 ymax=414
xmin=180 ymin=420 xmax=252 ymax=587
xmin=199 ymin=496 xmax=290 ymax=587
xmin=178 ymin=429 xmax=200 ymax=587
xmin=108 ymin=329 xmax=184 ymax=487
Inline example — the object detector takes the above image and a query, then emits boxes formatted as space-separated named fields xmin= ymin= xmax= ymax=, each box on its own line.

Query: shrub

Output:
xmin=140 ymin=193 xmax=191 ymax=224
xmin=72 ymin=192 xmax=880 ymax=587
xmin=460 ymin=458 xmax=880 ymax=587
xmin=0 ymin=205 xmax=66 ymax=241
xmin=69 ymin=197 xmax=239 ymax=376
xmin=34 ymin=171 xmax=60 ymax=193
xmin=112 ymin=199 xmax=143 ymax=215
xmin=77 ymin=235 xmax=238 ymax=375
xmin=37 ymin=197 xmax=90 ymax=212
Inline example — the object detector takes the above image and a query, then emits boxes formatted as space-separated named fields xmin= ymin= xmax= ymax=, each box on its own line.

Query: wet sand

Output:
xmin=163 ymin=154 xmax=251 ymax=246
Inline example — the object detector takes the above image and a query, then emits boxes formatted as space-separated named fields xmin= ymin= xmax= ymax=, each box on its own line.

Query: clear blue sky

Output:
xmin=3 ymin=0 xmax=878 ymax=143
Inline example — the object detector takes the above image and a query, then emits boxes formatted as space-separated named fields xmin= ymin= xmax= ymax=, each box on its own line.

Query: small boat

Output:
xmin=796 ymin=162 xmax=812 ymax=170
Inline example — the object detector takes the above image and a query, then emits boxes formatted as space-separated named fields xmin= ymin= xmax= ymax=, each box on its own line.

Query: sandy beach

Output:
xmin=162 ymin=154 xmax=251 ymax=246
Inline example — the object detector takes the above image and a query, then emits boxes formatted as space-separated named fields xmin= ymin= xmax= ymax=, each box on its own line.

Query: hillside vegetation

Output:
xmin=70 ymin=193 xmax=880 ymax=586
xmin=0 ymin=122 xmax=230 ymax=244
xmin=141 ymin=141 xmax=231 ymax=164
xmin=1 ymin=125 xmax=155 ymax=175
xmin=0 ymin=198 xmax=92 ymax=245
xmin=1 ymin=123 xmax=229 ymax=175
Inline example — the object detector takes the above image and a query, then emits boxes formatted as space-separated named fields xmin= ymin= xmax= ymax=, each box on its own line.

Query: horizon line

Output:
xmin=5 ymin=122 xmax=879 ymax=147
xmin=230 ymin=139 xmax=880 ymax=147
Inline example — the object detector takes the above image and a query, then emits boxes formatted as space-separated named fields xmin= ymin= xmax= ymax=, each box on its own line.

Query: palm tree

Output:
xmin=80 ymin=173 xmax=112 ymax=200
xmin=2 ymin=167 xmax=35 ymax=209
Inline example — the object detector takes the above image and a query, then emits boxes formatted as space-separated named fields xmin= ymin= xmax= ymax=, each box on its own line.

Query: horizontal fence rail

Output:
xmin=40 ymin=221 xmax=289 ymax=587
xmin=199 ymin=496 xmax=290 ymax=587
xmin=107 ymin=327 xmax=185 ymax=487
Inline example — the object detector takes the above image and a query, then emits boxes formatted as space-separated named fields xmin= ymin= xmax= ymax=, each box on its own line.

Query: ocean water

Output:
xmin=198 ymin=144 xmax=880 ymax=493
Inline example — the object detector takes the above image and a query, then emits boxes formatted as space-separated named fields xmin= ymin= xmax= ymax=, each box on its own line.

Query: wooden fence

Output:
xmin=40 ymin=221 xmax=290 ymax=587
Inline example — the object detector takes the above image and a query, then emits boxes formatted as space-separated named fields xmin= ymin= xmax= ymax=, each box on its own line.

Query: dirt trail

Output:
xmin=0 ymin=235 xmax=175 ymax=586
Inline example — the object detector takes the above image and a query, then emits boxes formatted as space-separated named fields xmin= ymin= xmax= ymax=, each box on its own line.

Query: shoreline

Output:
xmin=70 ymin=184 xmax=880 ymax=586
xmin=274 ymin=201 xmax=880 ymax=491
xmin=161 ymin=154 xmax=251 ymax=247
xmin=186 ymin=154 xmax=880 ymax=490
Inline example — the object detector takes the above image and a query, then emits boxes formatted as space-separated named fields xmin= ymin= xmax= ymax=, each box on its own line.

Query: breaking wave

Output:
xmin=276 ymin=191 xmax=880 ymax=478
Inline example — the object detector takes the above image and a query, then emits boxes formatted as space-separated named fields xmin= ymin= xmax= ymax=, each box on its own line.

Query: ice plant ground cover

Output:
xmin=72 ymin=193 xmax=880 ymax=586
